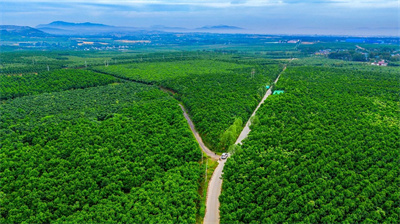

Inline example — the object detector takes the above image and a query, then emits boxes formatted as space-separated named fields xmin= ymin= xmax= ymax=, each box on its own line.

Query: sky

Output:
xmin=0 ymin=0 xmax=399 ymax=36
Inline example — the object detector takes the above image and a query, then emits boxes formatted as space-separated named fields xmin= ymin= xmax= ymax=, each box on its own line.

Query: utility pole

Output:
xmin=251 ymin=68 xmax=255 ymax=79
xmin=205 ymin=157 xmax=208 ymax=189
xmin=47 ymin=65 xmax=50 ymax=71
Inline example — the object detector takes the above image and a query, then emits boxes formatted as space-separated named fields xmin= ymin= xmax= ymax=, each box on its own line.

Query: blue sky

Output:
xmin=1 ymin=0 xmax=398 ymax=36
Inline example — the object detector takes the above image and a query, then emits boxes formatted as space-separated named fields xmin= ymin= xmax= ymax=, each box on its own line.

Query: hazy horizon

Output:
xmin=1 ymin=0 xmax=399 ymax=36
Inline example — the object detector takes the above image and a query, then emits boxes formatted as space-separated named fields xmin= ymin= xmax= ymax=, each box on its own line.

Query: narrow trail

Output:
xmin=204 ymin=64 xmax=287 ymax=224
xmin=93 ymin=69 xmax=219 ymax=161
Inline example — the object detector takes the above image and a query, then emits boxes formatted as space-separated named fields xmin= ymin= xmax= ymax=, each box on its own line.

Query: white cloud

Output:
xmin=1 ymin=0 xmax=397 ymax=36
xmin=328 ymin=0 xmax=398 ymax=8
xmin=2 ymin=0 xmax=397 ymax=8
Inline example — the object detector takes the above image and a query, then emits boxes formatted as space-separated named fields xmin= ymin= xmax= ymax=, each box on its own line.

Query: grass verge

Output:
xmin=196 ymin=154 xmax=219 ymax=224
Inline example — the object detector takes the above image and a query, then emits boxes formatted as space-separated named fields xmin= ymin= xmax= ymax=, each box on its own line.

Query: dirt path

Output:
xmin=179 ymin=104 xmax=220 ymax=160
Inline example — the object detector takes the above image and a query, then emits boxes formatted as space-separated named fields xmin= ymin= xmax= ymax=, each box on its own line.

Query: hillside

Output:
xmin=0 ymin=25 xmax=49 ymax=37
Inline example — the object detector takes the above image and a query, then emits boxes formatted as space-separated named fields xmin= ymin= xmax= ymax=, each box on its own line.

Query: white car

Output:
xmin=221 ymin=153 xmax=228 ymax=159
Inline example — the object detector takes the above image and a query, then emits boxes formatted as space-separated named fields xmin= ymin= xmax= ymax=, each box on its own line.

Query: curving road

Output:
xmin=179 ymin=104 xmax=220 ymax=160
xmin=95 ymin=64 xmax=287 ymax=224
xmin=180 ymin=64 xmax=288 ymax=224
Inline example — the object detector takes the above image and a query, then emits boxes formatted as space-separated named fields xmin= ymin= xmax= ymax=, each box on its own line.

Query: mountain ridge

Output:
xmin=0 ymin=25 xmax=49 ymax=37
xmin=37 ymin=21 xmax=113 ymax=28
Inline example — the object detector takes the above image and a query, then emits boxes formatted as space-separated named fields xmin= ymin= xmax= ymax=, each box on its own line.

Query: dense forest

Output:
xmin=1 ymin=48 xmax=399 ymax=223
xmin=220 ymin=66 xmax=400 ymax=223
xmin=0 ymin=82 xmax=204 ymax=222
xmin=0 ymin=51 xmax=224 ymax=75
xmin=0 ymin=69 xmax=117 ymax=100
xmin=93 ymin=59 xmax=282 ymax=151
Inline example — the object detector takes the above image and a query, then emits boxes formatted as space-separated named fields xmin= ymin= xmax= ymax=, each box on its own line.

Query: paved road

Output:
xmin=204 ymin=65 xmax=287 ymax=224
xmin=179 ymin=104 xmax=220 ymax=160
xmin=236 ymin=67 xmax=285 ymax=145
xmin=204 ymin=158 xmax=227 ymax=224
xmin=180 ymin=65 xmax=287 ymax=224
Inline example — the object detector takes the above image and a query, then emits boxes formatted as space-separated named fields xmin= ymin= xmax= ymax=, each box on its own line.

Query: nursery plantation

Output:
xmin=1 ymin=48 xmax=399 ymax=223
xmin=220 ymin=66 xmax=400 ymax=223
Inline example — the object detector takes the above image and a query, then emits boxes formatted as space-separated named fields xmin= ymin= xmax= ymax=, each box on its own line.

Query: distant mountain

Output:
xmin=36 ymin=21 xmax=121 ymax=35
xmin=0 ymin=25 xmax=49 ymax=37
xmin=33 ymin=21 xmax=245 ymax=36
xmin=35 ymin=27 xmax=71 ymax=35
xmin=197 ymin=25 xmax=243 ymax=30
xmin=37 ymin=21 xmax=112 ymax=29
xmin=36 ymin=21 xmax=185 ymax=36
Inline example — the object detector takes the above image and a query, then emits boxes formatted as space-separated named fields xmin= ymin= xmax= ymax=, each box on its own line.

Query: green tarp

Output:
xmin=273 ymin=90 xmax=284 ymax=95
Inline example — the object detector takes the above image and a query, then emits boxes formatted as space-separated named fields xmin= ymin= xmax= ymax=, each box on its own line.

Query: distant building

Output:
xmin=315 ymin=49 xmax=331 ymax=55
xmin=287 ymin=40 xmax=299 ymax=44
xmin=371 ymin=60 xmax=388 ymax=66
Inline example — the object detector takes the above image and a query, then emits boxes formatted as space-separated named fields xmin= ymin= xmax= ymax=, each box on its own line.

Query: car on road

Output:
xmin=221 ymin=153 xmax=228 ymax=159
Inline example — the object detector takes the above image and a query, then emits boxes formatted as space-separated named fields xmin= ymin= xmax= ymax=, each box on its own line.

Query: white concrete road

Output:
xmin=204 ymin=158 xmax=227 ymax=224
xmin=204 ymin=65 xmax=287 ymax=224
xmin=180 ymin=65 xmax=287 ymax=224
xmin=236 ymin=67 xmax=285 ymax=145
